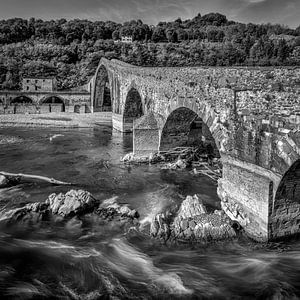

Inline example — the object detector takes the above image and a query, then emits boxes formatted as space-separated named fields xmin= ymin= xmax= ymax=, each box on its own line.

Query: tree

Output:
xmin=2 ymin=71 xmax=14 ymax=89
xmin=166 ymin=28 xmax=178 ymax=43
xmin=277 ymin=39 xmax=289 ymax=62
xmin=151 ymin=27 xmax=166 ymax=42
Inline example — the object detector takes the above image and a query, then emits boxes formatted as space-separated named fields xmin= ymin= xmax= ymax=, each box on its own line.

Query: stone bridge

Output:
xmin=92 ymin=58 xmax=300 ymax=242
xmin=0 ymin=91 xmax=91 ymax=114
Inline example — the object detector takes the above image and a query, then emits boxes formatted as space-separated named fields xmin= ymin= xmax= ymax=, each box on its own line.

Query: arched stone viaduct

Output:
xmin=0 ymin=91 xmax=91 ymax=114
xmin=92 ymin=58 xmax=300 ymax=242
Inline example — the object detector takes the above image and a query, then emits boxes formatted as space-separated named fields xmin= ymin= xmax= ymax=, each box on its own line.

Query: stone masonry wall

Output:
xmin=94 ymin=59 xmax=300 ymax=241
xmin=96 ymin=58 xmax=300 ymax=175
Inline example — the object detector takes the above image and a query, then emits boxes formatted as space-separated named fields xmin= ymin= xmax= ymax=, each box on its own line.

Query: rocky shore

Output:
xmin=4 ymin=190 xmax=139 ymax=226
xmin=1 ymin=188 xmax=238 ymax=244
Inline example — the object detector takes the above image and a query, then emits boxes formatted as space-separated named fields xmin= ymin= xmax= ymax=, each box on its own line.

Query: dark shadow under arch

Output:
xmin=74 ymin=104 xmax=81 ymax=113
xmin=270 ymin=159 xmax=300 ymax=240
xmin=159 ymin=107 xmax=220 ymax=158
xmin=41 ymin=96 xmax=65 ymax=112
xmin=274 ymin=160 xmax=300 ymax=206
xmin=94 ymin=65 xmax=112 ymax=112
xmin=123 ymin=87 xmax=143 ymax=132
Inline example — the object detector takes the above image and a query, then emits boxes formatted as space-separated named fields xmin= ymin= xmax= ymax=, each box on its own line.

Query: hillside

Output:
xmin=0 ymin=12 xmax=299 ymax=90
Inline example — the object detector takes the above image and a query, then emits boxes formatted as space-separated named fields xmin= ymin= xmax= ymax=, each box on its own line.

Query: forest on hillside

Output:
xmin=0 ymin=12 xmax=299 ymax=90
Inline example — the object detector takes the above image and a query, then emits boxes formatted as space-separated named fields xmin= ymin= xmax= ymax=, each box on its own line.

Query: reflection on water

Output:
xmin=0 ymin=127 xmax=299 ymax=299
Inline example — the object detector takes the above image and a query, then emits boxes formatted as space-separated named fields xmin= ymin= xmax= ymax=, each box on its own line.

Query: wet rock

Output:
xmin=161 ymin=158 xmax=187 ymax=170
xmin=0 ymin=175 xmax=8 ymax=188
xmin=7 ymin=202 xmax=49 ymax=223
xmin=176 ymin=195 xmax=207 ymax=219
xmin=150 ymin=212 xmax=170 ymax=241
xmin=121 ymin=152 xmax=150 ymax=164
xmin=46 ymin=190 xmax=96 ymax=217
xmin=151 ymin=195 xmax=236 ymax=243
xmin=2 ymin=190 xmax=141 ymax=231
xmin=96 ymin=197 xmax=139 ymax=220
xmin=24 ymin=202 xmax=48 ymax=213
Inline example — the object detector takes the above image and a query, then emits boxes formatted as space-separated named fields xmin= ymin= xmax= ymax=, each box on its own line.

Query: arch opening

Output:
xmin=270 ymin=159 xmax=300 ymax=239
xmin=0 ymin=99 xmax=4 ymax=114
xmin=159 ymin=107 xmax=220 ymax=160
xmin=94 ymin=65 xmax=112 ymax=112
xmin=11 ymin=96 xmax=35 ymax=114
xmin=123 ymin=88 xmax=143 ymax=132
xmin=41 ymin=96 xmax=65 ymax=113
xmin=74 ymin=104 xmax=81 ymax=113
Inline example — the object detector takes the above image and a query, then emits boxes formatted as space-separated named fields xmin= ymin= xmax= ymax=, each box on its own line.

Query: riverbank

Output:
xmin=0 ymin=112 xmax=112 ymax=128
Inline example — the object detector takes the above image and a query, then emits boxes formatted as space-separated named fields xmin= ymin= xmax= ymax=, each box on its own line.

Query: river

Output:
xmin=0 ymin=126 xmax=299 ymax=299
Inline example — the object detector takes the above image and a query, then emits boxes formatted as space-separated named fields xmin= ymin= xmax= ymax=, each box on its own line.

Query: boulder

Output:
xmin=161 ymin=159 xmax=187 ymax=170
xmin=46 ymin=190 xmax=96 ymax=217
xmin=96 ymin=197 xmax=139 ymax=220
xmin=0 ymin=175 xmax=8 ymax=188
xmin=176 ymin=195 xmax=207 ymax=219
xmin=151 ymin=195 xmax=236 ymax=243
xmin=150 ymin=212 xmax=170 ymax=241
xmin=3 ymin=191 xmax=140 ymax=228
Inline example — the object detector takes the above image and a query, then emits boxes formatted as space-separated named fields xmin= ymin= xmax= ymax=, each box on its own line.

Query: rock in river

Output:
xmin=46 ymin=189 xmax=96 ymax=217
xmin=2 ymin=190 xmax=139 ymax=225
xmin=0 ymin=175 xmax=8 ymax=188
xmin=150 ymin=194 xmax=236 ymax=243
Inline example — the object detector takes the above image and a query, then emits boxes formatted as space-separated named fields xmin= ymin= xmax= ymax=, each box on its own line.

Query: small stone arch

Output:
xmin=10 ymin=95 xmax=35 ymax=114
xmin=93 ymin=64 xmax=112 ymax=112
xmin=40 ymin=96 xmax=65 ymax=112
xmin=74 ymin=104 xmax=81 ymax=113
xmin=270 ymin=159 xmax=300 ymax=239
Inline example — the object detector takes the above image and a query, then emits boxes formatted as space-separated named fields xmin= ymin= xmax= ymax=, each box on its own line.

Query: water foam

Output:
xmin=108 ymin=238 xmax=193 ymax=295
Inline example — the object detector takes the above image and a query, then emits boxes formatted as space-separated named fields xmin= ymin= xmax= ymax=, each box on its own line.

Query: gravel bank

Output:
xmin=0 ymin=112 xmax=112 ymax=128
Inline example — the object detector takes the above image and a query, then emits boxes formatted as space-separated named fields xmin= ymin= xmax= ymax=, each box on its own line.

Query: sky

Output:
xmin=0 ymin=0 xmax=299 ymax=28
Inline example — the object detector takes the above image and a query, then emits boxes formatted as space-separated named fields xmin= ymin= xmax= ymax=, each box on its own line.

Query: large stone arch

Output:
xmin=114 ymin=85 xmax=144 ymax=133
xmin=158 ymin=100 xmax=229 ymax=154
xmin=93 ymin=64 xmax=112 ymax=112
xmin=40 ymin=95 xmax=66 ymax=113
xmin=269 ymin=159 xmax=300 ymax=240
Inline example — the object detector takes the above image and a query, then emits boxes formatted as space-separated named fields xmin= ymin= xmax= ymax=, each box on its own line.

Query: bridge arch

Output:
xmin=93 ymin=64 xmax=112 ymax=112
xmin=40 ymin=95 xmax=66 ymax=112
xmin=122 ymin=87 xmax=144 ymax=132
xmin=158 ymin=103 xmax=226 ymax=155
xmin=270 ymin=159 xmax=300 ymax=239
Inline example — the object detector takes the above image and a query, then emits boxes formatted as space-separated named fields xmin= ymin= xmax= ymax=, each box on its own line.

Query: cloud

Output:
xmin=245 ymin=0 xmax=266 ymax=3
xmin=237 ymin=0 xmax=300 ymax=28
xmin=0 ymin=0 xmax=298 ymax=28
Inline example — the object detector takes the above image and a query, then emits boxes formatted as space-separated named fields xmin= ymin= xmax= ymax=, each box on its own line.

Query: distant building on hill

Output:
xmin=121 ymin=36 xmax=133 ymax=43
xmin=22 ymin=77 xmax=57 ymax=92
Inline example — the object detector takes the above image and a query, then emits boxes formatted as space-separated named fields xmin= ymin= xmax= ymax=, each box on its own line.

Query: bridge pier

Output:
xmin=112 ymin=113 xmax=141 ymax=133
xmin=132 ymin=113 xmax=160 ymax=155
xmin=218 ymin=154 xmax=283 ymax=241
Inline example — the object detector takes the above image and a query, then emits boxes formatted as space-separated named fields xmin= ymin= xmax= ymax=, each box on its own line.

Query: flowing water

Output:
xmin=0 ymin=126 xmax=300 ymax=299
